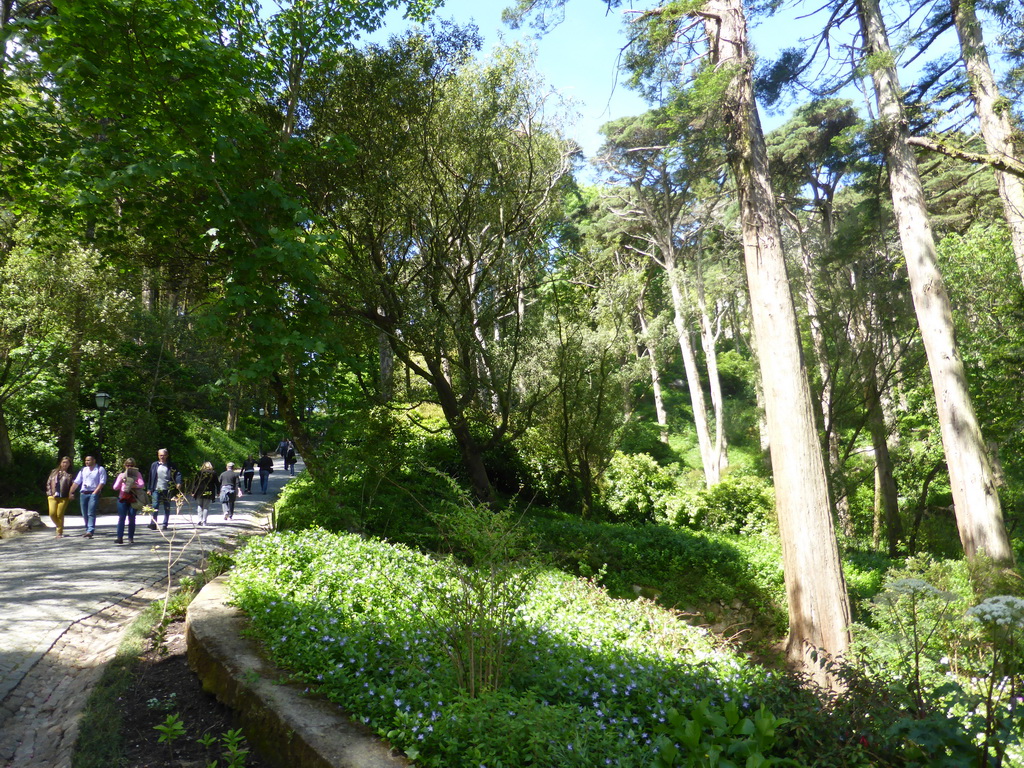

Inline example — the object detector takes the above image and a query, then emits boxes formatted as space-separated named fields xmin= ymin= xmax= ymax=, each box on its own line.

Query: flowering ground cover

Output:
xmin=228 ymin=529 xmax=803 ymax=768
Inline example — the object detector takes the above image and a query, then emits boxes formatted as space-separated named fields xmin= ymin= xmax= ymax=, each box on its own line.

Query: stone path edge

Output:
xmin=186 ymin=576 xmax=410 ymax=768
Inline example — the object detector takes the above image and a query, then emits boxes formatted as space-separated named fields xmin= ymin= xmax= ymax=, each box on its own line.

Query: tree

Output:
xmin=897 ymin=0 xmax=1024 ymax=285
xmin=511 ymin=0 xmax=853 ymax=681
xmin=597 ymin=108 xmax=730 ymax=485
xmin=949 ymin=0 xmax=1024 ymax=287
xmin=697 ymin=0 xmax=851 ymax=679
xmin=854 ymin=0 xmax=1015 ymax=567
xmin=305 ymin=35 xmax=573 ymax=501
xmin=766 ymin=99 xmax=862 ymax=531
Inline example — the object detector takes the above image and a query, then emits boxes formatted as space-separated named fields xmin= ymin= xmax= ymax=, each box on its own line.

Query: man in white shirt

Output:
xmin=69 ymin=455 xmax=108 ymax=539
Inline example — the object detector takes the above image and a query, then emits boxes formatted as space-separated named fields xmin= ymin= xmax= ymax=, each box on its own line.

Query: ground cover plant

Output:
xmin=228 ymin=528 xmax=1024 ymax=767
xmin=228 ymin=529 xmax=849 ymax=767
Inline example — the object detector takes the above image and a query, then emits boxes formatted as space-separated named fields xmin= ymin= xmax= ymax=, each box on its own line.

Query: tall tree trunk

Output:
xmin=856 ymin=0 xmax=1015 ymax=566
xmin=638 ymin=303 xmax=669 ymax=443
xmin=666 ymin=261 xmax=719 ymax=485
xmin=426 ymin=356 xmax=494 ymax=504
xmin=695 ymin=274 xmax=728 ymax=473
xmin=378 ymin=328 xmax=395 ymax=403
xmin=225 ymin=396 xmax=238 ymax=432
xmin=951 ymin=0 xmax=1024 ymax=286
xmin=270 ymin=370 xmax=321 ymax=481
xmin=0 ymin=403 xmax=14 ymax=468
xmin=1 ymin=0 xmax=15 ymax=67
xmin=784 ymin=209 xmax=850 ymax=533
xmin=866 ymin=368 xmax=902 ymax=555
xmin=705 ymin=0 xmax=851 ymax=682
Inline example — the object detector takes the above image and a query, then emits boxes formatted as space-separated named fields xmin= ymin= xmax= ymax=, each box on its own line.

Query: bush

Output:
xmin=529 ymin=516 xmax=787 ymax=634
xmin=431 ymin=492 xmax=538 ymax=696
xmin=681 ymin=474 xmax=776 ymax=534
xmin=600 ymin=452 xmax=677 ymax=525
xmin=273 ymin=408 xmax=460 ymax=547
xmin=0 ymin=440 xmax=57 ymax=510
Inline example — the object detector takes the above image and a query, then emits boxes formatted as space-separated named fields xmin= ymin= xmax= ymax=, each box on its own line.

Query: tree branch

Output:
xmin=908 ymin=135 xmax=1024 ymax=179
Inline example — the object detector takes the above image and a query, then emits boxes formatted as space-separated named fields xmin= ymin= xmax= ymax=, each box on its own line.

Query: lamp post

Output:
xmin=258 ymin=407 xmax=265 ymax=456
xmin=95 ymin=391 xmax=110 ymax=465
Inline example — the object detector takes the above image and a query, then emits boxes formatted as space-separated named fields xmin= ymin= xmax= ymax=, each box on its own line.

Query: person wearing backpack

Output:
xmin=112 ymin=458 xmax=146 ymax=544
xmin=191 ymin=461 xmax=220 ymax=526
xmin=218 ymin=462 xmax=241 ymax=520
xmin=148 ymin=448 xmax=183 ymax=530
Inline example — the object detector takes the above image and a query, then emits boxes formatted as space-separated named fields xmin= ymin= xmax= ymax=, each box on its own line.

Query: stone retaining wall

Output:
xmin=186 ymin=576 xmax=409 ymax=768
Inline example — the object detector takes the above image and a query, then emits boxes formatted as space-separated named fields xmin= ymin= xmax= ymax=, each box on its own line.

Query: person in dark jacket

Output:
xmin=148 ymin=448 xmax=183 ymax=530
xmin=257 ymin=452 xmax=274 ymax=494
xmin=191 ymin=461 xmax=221 ymax=526
xmin=241 ymin=455 xmax=256 ymax=493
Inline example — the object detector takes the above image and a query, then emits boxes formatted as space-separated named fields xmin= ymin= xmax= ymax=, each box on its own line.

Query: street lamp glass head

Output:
xmin=95 ymin=391 xmax=111 ymax=410
xmin=259 ymin=408 xmax=265 ymax=416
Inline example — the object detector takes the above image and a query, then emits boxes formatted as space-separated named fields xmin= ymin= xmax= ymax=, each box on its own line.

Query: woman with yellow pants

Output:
xmin=45 ymin=456 xmax=74 ymax=538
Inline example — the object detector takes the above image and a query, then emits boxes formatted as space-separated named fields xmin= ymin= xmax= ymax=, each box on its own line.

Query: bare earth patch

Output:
xmin=116 ymin=618 xmax=275 ymax=768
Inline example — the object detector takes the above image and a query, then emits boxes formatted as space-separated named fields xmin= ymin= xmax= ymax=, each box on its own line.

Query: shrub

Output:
xmin=529 ymin=516 xmax=788 ymax=636
xmin=600 ymin=452 xmax=677 ymax=525
xmin=431 ymin=493 xmax=538 ymax=696
xmin=651 ymin=698 xmax=799 ymax=768
xmin=682 ymin=474 xmax=776 ymax=534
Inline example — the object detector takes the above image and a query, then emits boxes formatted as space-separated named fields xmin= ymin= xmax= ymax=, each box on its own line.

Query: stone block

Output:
xmin=0 ymin=508 xmax=46 ymax=538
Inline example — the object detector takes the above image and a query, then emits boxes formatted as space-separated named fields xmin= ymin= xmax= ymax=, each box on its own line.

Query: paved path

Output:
xmin=0 ymin=456 xmax=303 ymax=767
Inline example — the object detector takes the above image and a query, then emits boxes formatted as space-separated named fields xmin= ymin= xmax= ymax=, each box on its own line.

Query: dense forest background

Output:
xmin=2 ymin=0 xmax=1023 ymax=703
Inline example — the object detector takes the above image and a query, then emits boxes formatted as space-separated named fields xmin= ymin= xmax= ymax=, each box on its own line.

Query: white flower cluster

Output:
xmin=966 ymin=595 xmax=1024 ymax=628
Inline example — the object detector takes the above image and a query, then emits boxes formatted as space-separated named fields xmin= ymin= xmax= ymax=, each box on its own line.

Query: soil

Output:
xmin=116 ymin=618 xmax=275 ymax=768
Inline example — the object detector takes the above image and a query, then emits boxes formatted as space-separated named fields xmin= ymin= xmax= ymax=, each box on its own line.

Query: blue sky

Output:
xmin=373 ymin=0 xmax=830 ymax=161
xmin=372 ymin=0 xmax=971 ymax=165
xmin=372 ymin=0 xmax=648 ymax=159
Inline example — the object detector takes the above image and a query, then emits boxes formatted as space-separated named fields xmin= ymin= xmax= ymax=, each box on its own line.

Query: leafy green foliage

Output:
xmin=431 ymin=495 xmax=538 ymax=696
xmin=229 ymin=530 xmax=800 ymax=768
xmin=527 ymin=517 xmax=788 ymax=634
xmin=600 ymin=452 xmax=678 ymax=525
xmin=651 ymin=698 xmax=798 ymax=768
xmin=682 ymin=475 xmax=776 ymax=534
xmin=154 ymin=713 xmax=186 ymax=758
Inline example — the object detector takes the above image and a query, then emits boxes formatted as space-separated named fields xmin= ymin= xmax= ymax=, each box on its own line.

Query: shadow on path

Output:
xmin=0 ymin=456 xmax=303 ymax=767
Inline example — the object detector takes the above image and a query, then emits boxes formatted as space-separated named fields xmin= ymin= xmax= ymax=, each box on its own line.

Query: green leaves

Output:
xmin=154 ymin=712 xmax=187 ymax=744
xmin=651 ymin=698 xmax=799 ymax=768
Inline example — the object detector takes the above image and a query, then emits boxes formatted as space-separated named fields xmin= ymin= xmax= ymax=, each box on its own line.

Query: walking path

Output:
xmin=0 ymin=456 xmax=303 ymax=767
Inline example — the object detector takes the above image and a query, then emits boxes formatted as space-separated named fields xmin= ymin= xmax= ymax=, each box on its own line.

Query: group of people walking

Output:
xmin=43 ymin=443 xmax=296 ymax=544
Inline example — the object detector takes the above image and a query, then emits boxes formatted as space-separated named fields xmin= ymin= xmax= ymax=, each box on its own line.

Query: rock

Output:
xmin=0 ymin=508 xmax=46 ymax=538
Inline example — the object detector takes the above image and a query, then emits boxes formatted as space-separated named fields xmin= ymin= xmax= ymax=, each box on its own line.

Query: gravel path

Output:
xmin=0 ymin=456 xmax=301 ymax=767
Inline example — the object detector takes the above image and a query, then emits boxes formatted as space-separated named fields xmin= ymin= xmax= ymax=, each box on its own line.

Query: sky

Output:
xmin=372 ymin=0 xmax=824 ymax=163
xmin=371 ymin=0 xmax=648 ymax=160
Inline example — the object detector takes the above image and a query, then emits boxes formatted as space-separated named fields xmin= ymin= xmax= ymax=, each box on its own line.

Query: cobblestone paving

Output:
xmin=0 ymin=457 xmax=301 ymax=767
